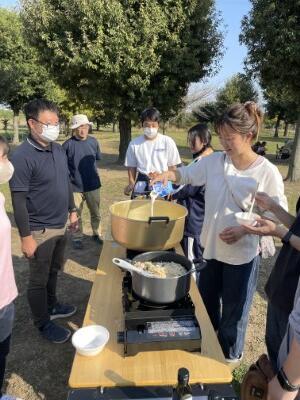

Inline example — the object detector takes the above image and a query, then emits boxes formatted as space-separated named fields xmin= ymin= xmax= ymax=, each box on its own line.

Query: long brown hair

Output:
xmin=215 ymin=102 xmax=263 ymax=140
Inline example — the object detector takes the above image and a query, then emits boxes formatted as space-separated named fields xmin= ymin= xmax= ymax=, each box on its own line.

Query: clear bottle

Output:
xmin=172 ymin=368 xmax=193 ymax=400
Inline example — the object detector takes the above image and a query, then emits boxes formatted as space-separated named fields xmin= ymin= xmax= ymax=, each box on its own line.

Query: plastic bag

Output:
xmin=260 ymin=236 xmax=276 ymax=259
xmin=152 ymin=181 xmax=174 ymax=198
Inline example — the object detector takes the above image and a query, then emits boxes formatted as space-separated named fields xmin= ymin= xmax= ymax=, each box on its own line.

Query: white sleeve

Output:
xmin=177 ymin=158 xmax=207 ymax=186
xmin=260 ymin=166 xmax=288 ymax=220
xmin=166 ymin=137 xmax=181 ymax=167
xmin=124 ymin=143 xmax=137 ymax=168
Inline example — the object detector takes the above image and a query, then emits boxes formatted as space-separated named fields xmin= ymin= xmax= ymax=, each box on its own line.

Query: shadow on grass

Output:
xmin=65 ymin=233 xmax=103 ymax=270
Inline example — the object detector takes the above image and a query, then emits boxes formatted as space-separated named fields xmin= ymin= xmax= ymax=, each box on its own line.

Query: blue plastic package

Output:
xmin=152 ymin=181 xmax=174 ymax=197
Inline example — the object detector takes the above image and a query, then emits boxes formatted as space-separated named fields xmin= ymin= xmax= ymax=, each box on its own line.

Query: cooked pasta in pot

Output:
xmin=132 ymin=261 xmax=186 ymax=278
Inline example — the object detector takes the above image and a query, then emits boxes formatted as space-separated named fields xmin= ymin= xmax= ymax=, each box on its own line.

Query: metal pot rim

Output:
xmin=109 ymin=200 xmax=188 ymax=223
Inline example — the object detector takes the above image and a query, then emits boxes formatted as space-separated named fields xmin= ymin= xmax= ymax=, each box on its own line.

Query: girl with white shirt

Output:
xmin=150 ymin=102 xmax=287 ymax=362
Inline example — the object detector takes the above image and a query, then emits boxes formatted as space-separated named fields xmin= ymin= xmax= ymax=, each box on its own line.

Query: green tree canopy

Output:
xmin=194 ymin=73 xmax=258 ymax=124
xmin=241 ymin=0 xmax=300 ymax=180
xmin=265 ymin=90 xmax=298 ymax=137
xmin=0 ymin=8 xmax=57 ymax=142
xmin=216 ymin=73 xmax=258 ymax=109
xmin=21 ymin=0 xmax=223 ymax=161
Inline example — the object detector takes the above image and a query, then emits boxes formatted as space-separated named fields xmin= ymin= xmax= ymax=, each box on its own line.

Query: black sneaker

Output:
xmin=50 ymin=303 xmax=77 ymax=320
xmin=39 ymin=321 xmax=71 ymax=344
xmin=92 ymin=235 xmax=103 ymax=244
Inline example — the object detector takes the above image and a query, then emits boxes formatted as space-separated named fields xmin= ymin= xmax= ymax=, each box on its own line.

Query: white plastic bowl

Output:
xmin=72 ymin=325 xmax=110 ymax=357
xmin=235 ymin=212 xmax=258 ymax=226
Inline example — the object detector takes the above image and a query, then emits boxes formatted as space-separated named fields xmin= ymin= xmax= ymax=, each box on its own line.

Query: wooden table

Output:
xmin=69 ymin=240 xmax=232 ymax=389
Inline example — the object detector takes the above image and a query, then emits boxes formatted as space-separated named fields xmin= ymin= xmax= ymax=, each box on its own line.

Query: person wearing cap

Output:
xmin=63 ymin=114 xmax=102 ymax=249
xmin=9 ymin=98 xmax=78 ymax=345
xmin=124 ymin=107 xmax=181 ymax=197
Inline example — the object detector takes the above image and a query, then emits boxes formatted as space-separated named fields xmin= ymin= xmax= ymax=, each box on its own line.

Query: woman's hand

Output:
xmin=219 ymin=226 xmax=246 ymax=244
xmin=149 ymin=171 xmax=170 ymax=186
xmin=267 ymin=376 xmax=299 ymax=400
xmin=255 ymin=192 xmax=278 ymax=212
xmin=242 ymin=218 xmax=286 ymax=237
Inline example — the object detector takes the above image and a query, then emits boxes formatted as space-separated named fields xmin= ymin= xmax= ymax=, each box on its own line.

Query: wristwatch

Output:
xmin=281 ymin=230 xmax=293 ymax=245
xmin=277 ymin=367 xmax=300 ymax=392
xmin=69 ymin=207 xmax=77 ymax=213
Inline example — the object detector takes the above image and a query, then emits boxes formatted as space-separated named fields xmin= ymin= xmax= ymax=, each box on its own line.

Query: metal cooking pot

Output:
xmin=110 ymin=200 xmax=187 ymax=251
xmin=113 ymin=251 xmax=194 ymax=304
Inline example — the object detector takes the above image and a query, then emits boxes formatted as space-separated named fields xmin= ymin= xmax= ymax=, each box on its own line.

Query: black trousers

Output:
xmin=0 ymin=335 xmax=11 ymax=396
xmin=28 ymin=228 xmax=67 ymax=328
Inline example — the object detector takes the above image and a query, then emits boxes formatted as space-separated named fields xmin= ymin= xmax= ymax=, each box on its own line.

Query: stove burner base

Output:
xmin=119 ymin=274 xmax=202 ymax=357
xmin=119 ymin=332 xmax=201 ymax=357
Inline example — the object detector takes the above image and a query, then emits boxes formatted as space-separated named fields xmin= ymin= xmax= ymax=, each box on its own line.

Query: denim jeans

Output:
xmin=198 ymin=255 xmax=260 ymax=359
xmin=265 ymin=302 xmax=289 ymax=372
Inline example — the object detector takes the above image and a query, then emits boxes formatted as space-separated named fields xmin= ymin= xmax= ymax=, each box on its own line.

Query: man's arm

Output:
xmin=124 ymin=167 xmax=137 ymax=195
xmin=11 ymin=191 xmax=37 ymax=258
xmin=128 ymin=167 xmax=137 ymax=186
xmin=68 ymin=179 xmax=76 ymax=211
xmin=68 ymin=179 xmax=78 ymax=230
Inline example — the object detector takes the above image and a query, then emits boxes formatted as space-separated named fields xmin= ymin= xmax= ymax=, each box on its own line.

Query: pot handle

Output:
xmin=148 ymin=216 xmax=170 ymax=224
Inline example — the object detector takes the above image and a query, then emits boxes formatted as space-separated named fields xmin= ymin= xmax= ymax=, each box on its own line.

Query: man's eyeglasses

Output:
xmin=30 ymin=118 xmax=60 ymax=128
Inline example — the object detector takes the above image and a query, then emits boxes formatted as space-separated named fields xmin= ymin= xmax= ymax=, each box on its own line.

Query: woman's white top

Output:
xmin=178 ymin=151 xmax=288 ymax=265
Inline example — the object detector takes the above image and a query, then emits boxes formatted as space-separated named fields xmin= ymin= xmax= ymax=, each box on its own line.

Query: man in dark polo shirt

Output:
xmin=9 ymin=98 xmax=78 ymax=344
xmin=63 ymin=114 xmax=102 ymax=249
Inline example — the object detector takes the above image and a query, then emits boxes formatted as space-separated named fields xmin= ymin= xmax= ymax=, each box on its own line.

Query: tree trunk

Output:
xmin=12 ymin=110 xmax=20 ymax=144
xmin=112 ymin=122 xmax=117 ymax=133
xmin=162 ymin=121 xmax=166 ymax=134
xmin=274 ymin=115 xmax=281 ymax=138
xmin=286 ymin=114 xmax=300 ymax=181
xmin=118 ymin=114 xmax=131 ymax=164
xmin=96 ymin=119 xmax=100 ymax=131
xmin=284 ymin=122 xmax=289 ymax=137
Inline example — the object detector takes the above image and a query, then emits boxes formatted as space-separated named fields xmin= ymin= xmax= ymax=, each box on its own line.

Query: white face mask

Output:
xmin=144 ymin=127 xmax=158 ymax=139
xmin=41 ymin=124 xmax=60 ymax=142
xmin=0 ymin=160 xmax=14 ymax=184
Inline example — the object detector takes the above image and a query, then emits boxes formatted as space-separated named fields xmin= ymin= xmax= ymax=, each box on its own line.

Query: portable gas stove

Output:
xmin=117 ymin=273 xmax=201 ymax=356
